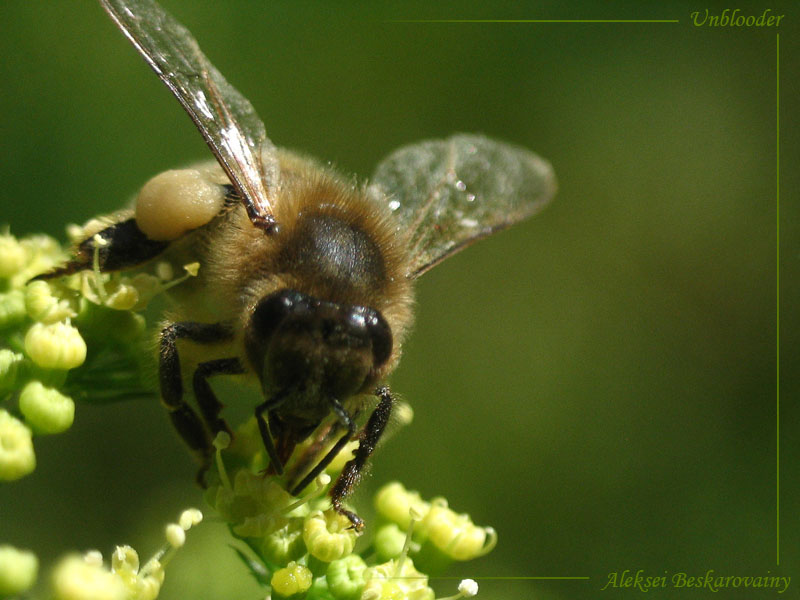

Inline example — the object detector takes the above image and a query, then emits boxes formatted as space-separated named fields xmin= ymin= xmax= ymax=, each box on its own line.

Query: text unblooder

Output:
xmin=690 ymin=8 xmax=785 ymax=28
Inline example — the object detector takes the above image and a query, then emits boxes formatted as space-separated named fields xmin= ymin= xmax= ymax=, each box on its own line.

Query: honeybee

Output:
xmin=43 ymin=0 xmax=556 ymax=529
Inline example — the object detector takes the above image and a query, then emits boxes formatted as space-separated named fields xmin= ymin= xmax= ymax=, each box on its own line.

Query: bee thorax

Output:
xmin=278 ymin=213 xmax=386 ymax=297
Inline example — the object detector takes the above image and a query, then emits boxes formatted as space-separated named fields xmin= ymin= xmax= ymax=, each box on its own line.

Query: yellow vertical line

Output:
xmin=775 ymin=32 xmax=780 ymax=567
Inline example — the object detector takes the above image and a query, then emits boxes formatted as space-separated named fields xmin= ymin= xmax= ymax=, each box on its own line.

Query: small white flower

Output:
xmin=459 ymin=578 xmax=479 ymax=597
xmin=178 ymin=508 xmax=203 ymax=530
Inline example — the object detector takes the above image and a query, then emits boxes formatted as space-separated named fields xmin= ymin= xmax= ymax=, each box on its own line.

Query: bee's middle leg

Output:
xmin=159 ymin=321 xmax=234 ymax=483
xmin=193 ymin=358 xmax=245 ymax=436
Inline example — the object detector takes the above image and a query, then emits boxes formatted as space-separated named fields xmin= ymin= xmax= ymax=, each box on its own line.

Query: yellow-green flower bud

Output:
xmin=25 ymin=280 xmax=77 ymax=323
xmin=307 ymin=576 xmax=333 ymax=600
xmin=79 ymin=273 xmax=105 ymax=306
xmin=66 ymin=224 xmax=84 ymax=244
xmin=303 ymin=509 xmax=357 ymax=563
xmin=420 ymin=501 xmax=494 ymax=561
xmin=24 ymin=321 xmax=86 ymax=370
xmin=270 ymin=561 xmax=312 ymax=598
xmin=213 ymin=470 xmax=306 ymax=537
xmin=25 ymin=280 xmax=56 ymax=321
xmin=0 ymin=409 xmax=36 ymax=480
xmin=0 ymin=234 xmax=27 ymax=278
xmin=326 ymin=554 xmax=367 ymax=600
xmin=132 ymin=559 xmax=164 ymax=600
xmin=110 ymin=546 xmax=139 ymax=579
xmin=236 ymin=468 xmax=291 ymax=507
xmin=0 ymin=545 xmax=38 ymax=595
xmin=230 ymin=486 xmax=293 ymax=537
xmin=260 ymin=519 xmax=307 ymax=566
xmin=110 ymin=546 xmax=143 ymax=597
xmin=0 ymin=349 xmax=24 ymax=393
xmin=20 ymin=234 xmax=63 ymax=262
xmin=0 ymin=289 xmax=26 ymax=328
xmin=374 ymin=482 xmax=430 ymax=530
xmin=17 ymin=235 xmax=64 ymax=284
xmin=361 ymin=558 xmax=434 ymax=600
xmin=51 ymin=554 xmax=127 ymax=600
xmin=19 ymin=381 xmax=75 ymax=434
xmin=108 ymin=545 xmax=164 ymax=600
xmin=360 ymin=581 xmax=402 ymax=600
xmin=374 ymin=523 xmax=406 ymax=562
xmin=103 ymin=280 xmax=139 ymax=311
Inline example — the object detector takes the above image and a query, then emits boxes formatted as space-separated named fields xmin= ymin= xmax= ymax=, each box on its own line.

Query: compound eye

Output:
xmin=365 ymin=310 xmax=392 ymax=367
xmin=251 ymin=290 xmax=307 ymax=342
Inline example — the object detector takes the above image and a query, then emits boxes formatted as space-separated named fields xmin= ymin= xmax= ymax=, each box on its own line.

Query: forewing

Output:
xmin=368 ymin=134 xmax=557 ymax=278
xmin=99 ymin=0 xmax=278 ymax=229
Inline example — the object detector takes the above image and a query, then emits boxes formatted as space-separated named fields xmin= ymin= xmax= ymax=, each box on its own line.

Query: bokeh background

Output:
xmin=2 ymin=1 xmax=798 ymax=598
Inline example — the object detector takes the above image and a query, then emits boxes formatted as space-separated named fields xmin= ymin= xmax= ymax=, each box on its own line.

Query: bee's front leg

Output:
xmin=159 ymin=321 xmax=234 ymax=484
xmin=329 ymin=386 xmax=394 ymax=532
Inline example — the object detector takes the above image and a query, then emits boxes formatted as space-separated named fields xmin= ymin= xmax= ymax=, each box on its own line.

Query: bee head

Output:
xmin=245 ymin=289 xmax=392 ymax=400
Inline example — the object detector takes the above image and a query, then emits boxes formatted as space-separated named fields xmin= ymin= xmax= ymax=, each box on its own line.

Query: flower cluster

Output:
xmin=204 ymin=424 xmax=495 ymax=600
xmin=0 ymin=509 xmax=202 ymax=599
xmin=1 ymin=231 xmax=74 ymax=481
xmin=0 ymin=228 xmax=196 ymax=483
xmin=48 ymin=509 xmax=203 ymax=600
xmin=2 ymin=229 xmax=496 ymax=600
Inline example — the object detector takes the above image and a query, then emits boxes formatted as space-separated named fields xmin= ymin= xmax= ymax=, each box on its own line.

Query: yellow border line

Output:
xmin=404 ymin=576 xmax=591 ymax=580
xmin=775 ymin=32 xmax=780 ymax=567
xmin=390 ymin=19 xmax=679 ymax=23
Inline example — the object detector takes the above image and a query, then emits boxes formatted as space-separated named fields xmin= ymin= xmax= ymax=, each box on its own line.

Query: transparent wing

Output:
xmin=99 ymin=0 xmax=278 ymax=230
xmin=368 ymin=134 xmax=557 ymax=278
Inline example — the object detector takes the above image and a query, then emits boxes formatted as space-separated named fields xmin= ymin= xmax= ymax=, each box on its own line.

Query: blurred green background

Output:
xmin=1 ymin=1 xmax=798 ymax=598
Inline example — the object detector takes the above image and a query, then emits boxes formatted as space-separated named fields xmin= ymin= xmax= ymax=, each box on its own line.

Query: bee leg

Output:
xmin=290 ymin=398 xmax=357 ymax=498
xmin=193 ymin=358 xmax=245 ymax=437
xmin=35 ymin=218 xmax=169 ymax=279
xmin=255 ymin=388 xmax=293 ymax=475
xmin=286 ymin=421 xmax=337 ymax=484
xmin=159 ymin=321 xmax=234 ymax=483
xmin=330 ymin=386 xmax=394 ymax=532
